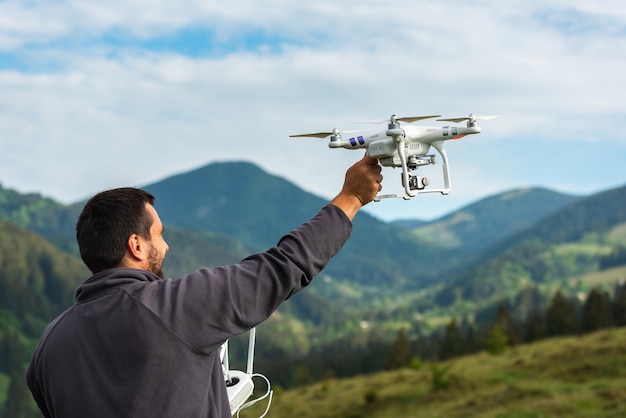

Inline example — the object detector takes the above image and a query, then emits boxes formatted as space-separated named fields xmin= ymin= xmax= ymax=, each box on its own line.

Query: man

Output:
xmin=26 ymin=154 xmax=382 ymax=417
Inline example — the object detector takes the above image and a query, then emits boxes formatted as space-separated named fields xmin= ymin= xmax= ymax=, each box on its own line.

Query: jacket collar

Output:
xmin=75 ymin=268 xmax=162 ymax=303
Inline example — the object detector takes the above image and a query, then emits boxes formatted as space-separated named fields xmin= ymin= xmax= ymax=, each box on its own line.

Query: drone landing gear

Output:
xmin=374 ymin=140 xmax=452 ymax=201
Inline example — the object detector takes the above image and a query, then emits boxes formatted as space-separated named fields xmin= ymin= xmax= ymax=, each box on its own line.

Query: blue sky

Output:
xmin=1 ymin=0 xmax=625 ymax=221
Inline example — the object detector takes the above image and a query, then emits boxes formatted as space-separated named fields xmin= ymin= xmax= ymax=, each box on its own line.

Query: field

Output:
xmin=243 ymin=328 xmax=626 ymax=417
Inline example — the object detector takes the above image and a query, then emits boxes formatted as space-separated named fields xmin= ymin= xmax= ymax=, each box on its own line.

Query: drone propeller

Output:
xmin=289 ymin=128 xmax=370 ymax=139
xmin=289 ymin=128 xmax=341 ymax=139
xmin=437 ymin=113 xmax=501 ymax=123
xmin=395 ymin=114 xmax=442 ymax=123
xmin=357 ymin=114 xmax=441 ymax=124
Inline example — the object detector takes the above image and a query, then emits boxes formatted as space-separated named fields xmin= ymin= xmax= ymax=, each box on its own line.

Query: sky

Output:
xmin=0 ymin=1 xmax=625 ymax=222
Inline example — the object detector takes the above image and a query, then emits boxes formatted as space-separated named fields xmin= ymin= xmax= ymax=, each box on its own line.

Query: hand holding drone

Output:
xmin=290 ymin=113 xmax=498 ymax=200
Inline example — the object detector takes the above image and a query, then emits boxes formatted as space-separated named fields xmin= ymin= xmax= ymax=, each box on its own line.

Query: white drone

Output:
xmin=291 ymin=113 xmax=498 ymax=200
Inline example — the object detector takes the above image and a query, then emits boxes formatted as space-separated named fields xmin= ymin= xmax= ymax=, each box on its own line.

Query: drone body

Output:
xmin=291 ymin=114 xmax=497 ymax=200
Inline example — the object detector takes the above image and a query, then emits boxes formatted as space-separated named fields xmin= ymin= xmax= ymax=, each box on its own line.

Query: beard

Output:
xmin=148 ymin=245 xmax=165 ymax=279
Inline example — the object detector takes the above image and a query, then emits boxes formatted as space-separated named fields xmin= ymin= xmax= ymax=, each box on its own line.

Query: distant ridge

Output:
xmin=436 ymin=183 xmax=626 ymax=306
xmin=404 ymin=187 xmax=581 ymax=254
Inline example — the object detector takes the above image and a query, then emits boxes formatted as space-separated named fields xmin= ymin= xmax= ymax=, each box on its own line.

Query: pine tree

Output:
xmin=484 ymin=324 xmax=508 ymax=356
xmin=546 ymin=290 xmax=578 ymax=336
xmin=439 ymin=318 xmax=463 ymax=360
xmin=581 ymin=288 xmax=613 ymax=333
xmin=494 ymin=301 xmax=519 ymax=345
xmin=460 ymin=316 xmax=480 ymax=354
xmin=385 ymin=329 xmax=412 ymax=369
xmin=612 ymin=280 xmax=626 ymax=326
xmin=523 ymin=309 xmax=546 ymax=343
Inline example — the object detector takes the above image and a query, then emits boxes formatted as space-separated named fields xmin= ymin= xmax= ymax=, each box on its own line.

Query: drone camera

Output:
xmin=405 ymin=175 xmax=429 ymax=191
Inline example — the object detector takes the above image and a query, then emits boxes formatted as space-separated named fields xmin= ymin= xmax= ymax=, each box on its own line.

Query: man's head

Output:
xmin=76 ymin=187 xmax=168 ymax=278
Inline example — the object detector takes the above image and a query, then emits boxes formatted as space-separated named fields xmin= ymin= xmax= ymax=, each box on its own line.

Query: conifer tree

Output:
xmin=460 ymin=316 xmax=480 ymax=354
xmin=493 ymin=301 xmax=519 ymax=345
xmin=581 ymin=288 xmax=613 ymax=333
xmin=612 ymin=280 xmax=626 ymax=326
xmin=484 ymin=324 xmax=508 ymax=355
xmin=523 ymin=309 xmax=546 ymax=343
xmin=385 ymin=328 xmax=412 ymax=369
xmin=547 ymin=290 xmax=578 ymax=336
xmin=440 ymin=318 xmax=463 ymax=360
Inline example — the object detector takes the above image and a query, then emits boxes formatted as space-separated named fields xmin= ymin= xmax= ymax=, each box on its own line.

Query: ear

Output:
xmin=126 ymin=233 xmax=149 ymax=262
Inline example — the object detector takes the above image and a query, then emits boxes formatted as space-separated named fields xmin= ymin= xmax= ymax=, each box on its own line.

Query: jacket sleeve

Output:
xmin=131 ymin=204 xmax=352 ymax=353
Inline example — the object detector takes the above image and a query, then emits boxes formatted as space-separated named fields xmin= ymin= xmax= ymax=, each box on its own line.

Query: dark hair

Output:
xmin=76 ymin=187 xmax=156 ymax=273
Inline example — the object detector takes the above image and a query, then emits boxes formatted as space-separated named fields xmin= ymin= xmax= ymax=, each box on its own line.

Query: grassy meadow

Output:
xmin=243 ymin=327 xmax=626 ymax=417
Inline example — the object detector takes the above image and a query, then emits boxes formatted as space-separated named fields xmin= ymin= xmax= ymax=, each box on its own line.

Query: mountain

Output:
xmin=144 ymin=162 xmax=325 ymax=251
xmin=436 ymin=183 xmax=626 ymax=307
xmin=142 ymin=161 xmax=453 ymax=293
xmin=398 ymin=187 xmax=581 ymax=256
xmin=0 ymin=164 xmax=598 ymax=307
xmin=140 ymin=163 xmax=585 ymax=297
xmin=1 ymin=165 xmax=618 ymax=311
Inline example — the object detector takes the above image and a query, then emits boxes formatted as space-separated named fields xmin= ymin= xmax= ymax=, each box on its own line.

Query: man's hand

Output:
xmin=331 ymin=153 xmax=383 ymax=220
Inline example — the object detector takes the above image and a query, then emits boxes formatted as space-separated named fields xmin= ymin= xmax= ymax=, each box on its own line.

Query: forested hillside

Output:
xmin=0 ymin=185 xmax=78 ymax=253
xmin=0 ymin=219 xmax=87 ymax=327
xmin=0 ymin=218 xmax=88 ymax=417
xmin=436 ymin=184 xmax=626 ymax=307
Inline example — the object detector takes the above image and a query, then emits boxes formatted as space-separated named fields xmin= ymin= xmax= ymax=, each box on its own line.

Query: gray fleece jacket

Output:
xmin=26 ymin=204 xmax=351 ymax=417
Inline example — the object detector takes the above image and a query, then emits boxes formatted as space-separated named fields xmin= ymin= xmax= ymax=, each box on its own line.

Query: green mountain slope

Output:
xmin=436 ymin=183 xmax=626 ymax=307
xmin=0 ymin=218 xmax=88 ymax=331
xmin=0 ymin=184 xmax=78 ymax=253
xmin=144 ymin=161 xmax=325 ymax=251
xmin=404 ymin=187 xmax=580 ymax=255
